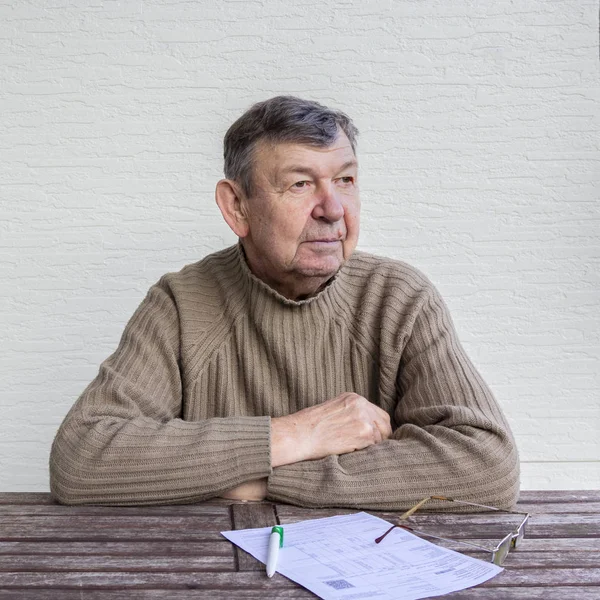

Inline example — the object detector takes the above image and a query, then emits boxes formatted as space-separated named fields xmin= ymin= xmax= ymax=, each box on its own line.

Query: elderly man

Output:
xmin=50 ymin=96 xmax=520 ymax=509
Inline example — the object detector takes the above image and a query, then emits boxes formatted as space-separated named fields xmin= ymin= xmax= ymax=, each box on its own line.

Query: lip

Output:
xmin=305 ymin=239 xmax=341 ymax=243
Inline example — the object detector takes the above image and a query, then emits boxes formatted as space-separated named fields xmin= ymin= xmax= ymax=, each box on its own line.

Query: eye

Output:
xmin=292 ymin=181 xmax=309 ymax=189
xmin=338 ymin=176 xmax=354 ymax=185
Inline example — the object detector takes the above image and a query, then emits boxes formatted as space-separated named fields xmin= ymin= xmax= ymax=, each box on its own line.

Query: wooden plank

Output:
xmin=275 ymin=500 xmax=600 ymax=522
xmin=0 ymin=515 xmax=232 ymax=542
xmin=461 ymin=552 xmax=600 ymax=569
xmin=1 ymin=549 xmax=597 ymax=571
xmin=446 ymin=588 xmax=600 ymax=599
xmin=4 ymin=508 xmax=598 ymax=543
xmin=395 ymin=513 xmax=600 ymax=540
xmin=0 ymin=493 xmax=236 ymax=507
xmin=375 ymin=548 xmax=600 ymax=569
xmin=483 ymin=568 xmax=600 ymax=586
xmin=386 ymin=537 xmax=600 ymax=552
xmin=230 ymin=503 xmax=278 ymax=572
xmin=0 ymin=493 xmax=56 ymax=505
xmin=231 ymin=503 xmax=278 ymax=530
xmin=0 ymin=554 xmax=235 ymax=572
xmin=0 ymin=568 xmax=599 ymax=588
xmin=0 ymin=570 xmax=299 ymax=589
xmin=276 ymin=507 xmax=354 ymax=522
xmin=0 ymin=541 xmax=234 ymax=556
xmin=2 ymin=537 xmax=599 ymax=558
xmin=0 ymin=515 xmax=233 ymax=530
xmin=506 ymin=502 xmax=600 ymax=514
xmin=2 ymin=539 xmax=599 ymax=559
xmin=0 ymin=590 xmax=314 ymax=599
xmin=277 ymin=505 xmax=600 ymax=522
xmin=390 ymin=512 xmax=600 ymax=527
xmin=1 ymin=589 xmax=599 ymax=600
xmin=0 ymin=528 xmax=226 ymax=543
xmin=276 ymin=509 xmax=600 ymax=536
xmin=427 ymin=538 xmax=600 ymax=551
xmin=0 ymin=531 xmax=228 ymax=543
xmin=517 ymin=490 xmax=600 ymax=503
xmin=0 ymin=504 xmax=232 ymax=517
xmin=503 ymin=552 xmax=600 ymax=568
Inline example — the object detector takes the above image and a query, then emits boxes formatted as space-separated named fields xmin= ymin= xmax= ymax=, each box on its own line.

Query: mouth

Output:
xmin=303 ymin=239 xmax=343 ymax=253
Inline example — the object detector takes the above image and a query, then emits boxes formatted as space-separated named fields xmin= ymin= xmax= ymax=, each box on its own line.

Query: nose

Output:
xmin=312 ymin=183 xmax=344 ymax=223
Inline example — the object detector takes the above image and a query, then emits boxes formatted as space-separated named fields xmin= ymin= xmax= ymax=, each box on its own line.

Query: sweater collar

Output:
xmin=234 ymin=242 xmax=346 ymax=308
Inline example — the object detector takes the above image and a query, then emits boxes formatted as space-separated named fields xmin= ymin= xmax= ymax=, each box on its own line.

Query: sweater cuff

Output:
xmin=219 ymin=415 xmax=273 ymax=483
xmin=266 ymin=459 xmax=335 ymax=508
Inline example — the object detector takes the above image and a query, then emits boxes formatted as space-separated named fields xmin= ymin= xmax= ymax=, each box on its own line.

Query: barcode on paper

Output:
xmin=324 ymin=579 xmax=355 ymax=590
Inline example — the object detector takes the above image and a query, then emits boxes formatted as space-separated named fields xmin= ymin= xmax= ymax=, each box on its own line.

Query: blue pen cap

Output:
xmin=271 ymin=526 xmax=284 ymax=547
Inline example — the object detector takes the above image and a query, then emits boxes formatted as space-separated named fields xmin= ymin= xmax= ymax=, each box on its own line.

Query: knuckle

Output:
xmin=343 ymin=393 xmax=360 ymax=409
xmin=357 ymin=420 xmax=374 ymax=439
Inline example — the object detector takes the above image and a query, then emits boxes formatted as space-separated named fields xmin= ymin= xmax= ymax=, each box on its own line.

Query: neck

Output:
xmin=239 ymin=243 xmax=335 ymax=301
xmin=278 ymin=277 xmax=333 ymax=301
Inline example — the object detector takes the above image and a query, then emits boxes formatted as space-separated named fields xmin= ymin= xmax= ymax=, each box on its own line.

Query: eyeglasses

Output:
xmin=374 ymin=495 xmax=529 ymax=566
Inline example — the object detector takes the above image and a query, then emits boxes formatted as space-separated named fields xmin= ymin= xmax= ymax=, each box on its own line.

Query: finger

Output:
xmin=371 ymin=422 xmax=383 ymax=444
xmin=369 ymin=407 xmax=392 ymax=439
xmin=345 ymin=395 xmax=390 ymax=441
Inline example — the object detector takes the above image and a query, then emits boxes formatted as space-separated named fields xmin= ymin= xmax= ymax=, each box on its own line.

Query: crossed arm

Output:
xmin=221 ymin=392 xmax=392 ymax=501
xmin=50 ymin=278 xmax=519 ymax=510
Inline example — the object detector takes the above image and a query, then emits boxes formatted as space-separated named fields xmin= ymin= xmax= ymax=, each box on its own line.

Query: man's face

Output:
xmin=240 ymin=132 xmax=360 ymax=299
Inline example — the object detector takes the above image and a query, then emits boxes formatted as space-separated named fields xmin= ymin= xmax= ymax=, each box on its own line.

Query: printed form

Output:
xmin=222 ymin=511 xmax=502 ymax=600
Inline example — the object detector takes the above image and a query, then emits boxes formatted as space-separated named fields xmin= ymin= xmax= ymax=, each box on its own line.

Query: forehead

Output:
xmin=253 ymin=133 xmax=357 ymax=180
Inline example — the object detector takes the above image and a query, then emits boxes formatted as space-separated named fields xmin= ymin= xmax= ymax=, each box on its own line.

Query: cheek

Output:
xmin=286 ymin=205 xmax=314 ymax=235
xmin=266 ymin=207 xmax=309 ymax=252
xmin=345 ymin=203 xmax=360 ymax=237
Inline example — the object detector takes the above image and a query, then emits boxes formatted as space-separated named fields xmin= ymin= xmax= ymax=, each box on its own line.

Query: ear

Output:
xmin=215 ymin=179 xmax=250 ymax=238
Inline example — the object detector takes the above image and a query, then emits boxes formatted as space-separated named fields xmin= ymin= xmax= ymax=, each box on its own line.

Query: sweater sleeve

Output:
xmin=49 ymin=278 xmax=272 ymax=505
xmin=266 ymin=282 xmax=520 ymax=511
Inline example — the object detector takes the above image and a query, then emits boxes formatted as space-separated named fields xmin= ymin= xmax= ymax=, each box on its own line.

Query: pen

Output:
xmin=266 ymin=525 xmax=284 ymax=577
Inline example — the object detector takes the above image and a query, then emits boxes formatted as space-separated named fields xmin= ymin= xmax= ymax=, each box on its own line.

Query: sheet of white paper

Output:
xmin=222 ymin=511 xmax=502 ymax=600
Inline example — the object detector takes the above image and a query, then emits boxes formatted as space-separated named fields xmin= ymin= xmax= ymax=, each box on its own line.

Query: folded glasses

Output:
xmin=374 ymin=495 xmax=529 ymax=566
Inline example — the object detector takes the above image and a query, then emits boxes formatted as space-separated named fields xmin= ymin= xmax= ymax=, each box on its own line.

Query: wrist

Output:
xmin=271 ymin=414 xmax=311 ymax=467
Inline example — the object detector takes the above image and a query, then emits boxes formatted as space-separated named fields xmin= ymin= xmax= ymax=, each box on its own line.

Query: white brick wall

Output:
xmin=1 ymin=0 xmax=598 ymax=492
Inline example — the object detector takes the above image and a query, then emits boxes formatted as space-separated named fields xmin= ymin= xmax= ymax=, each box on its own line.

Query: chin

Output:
xmin=296 ymin=259 xmax=344 ymax=278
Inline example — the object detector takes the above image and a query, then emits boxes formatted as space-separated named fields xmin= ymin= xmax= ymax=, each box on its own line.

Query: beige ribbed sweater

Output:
xmin=50 ymin=244 xmax=520 ymax=509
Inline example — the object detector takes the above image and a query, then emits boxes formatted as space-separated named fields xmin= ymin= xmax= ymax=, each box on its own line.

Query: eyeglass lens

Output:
xmin=512 ymin=515 xmax=528 ymax=548
xmin=491 ymin=514 xmax=528 ymax=565
xmin=492 ymin=532 xmax=513 ymax=566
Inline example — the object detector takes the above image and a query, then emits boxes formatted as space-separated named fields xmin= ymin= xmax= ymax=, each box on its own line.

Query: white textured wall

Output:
xmin=1 ymin=0 xmax=599 ymax=492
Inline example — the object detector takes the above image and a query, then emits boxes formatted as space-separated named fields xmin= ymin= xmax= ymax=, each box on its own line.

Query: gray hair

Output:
xmin=223 ymin=95 xmax=359 ymax=198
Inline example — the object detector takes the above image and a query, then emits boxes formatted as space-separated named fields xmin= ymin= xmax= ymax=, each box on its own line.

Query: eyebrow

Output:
xmin=279 ymin=159 xmax=358 ymax=180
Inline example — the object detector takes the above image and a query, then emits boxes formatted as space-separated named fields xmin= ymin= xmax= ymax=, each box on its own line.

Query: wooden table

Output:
xmin=1 ymin=491 xmax=599 ymax=599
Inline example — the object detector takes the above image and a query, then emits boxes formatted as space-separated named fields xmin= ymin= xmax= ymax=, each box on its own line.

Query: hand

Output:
xmin=271 ymin=393 xmax=392 ymax=467
xmin=220 ymin=478 xmax=268 ymax=501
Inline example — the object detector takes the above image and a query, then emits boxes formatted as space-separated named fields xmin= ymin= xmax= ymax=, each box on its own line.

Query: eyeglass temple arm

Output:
xmin=434 ymin=496 xmax=529 ymax=517
xmin=402 ymin=495 xmax=528 ymax=518
xmin=399 ymin=496 xmax=434 ymax=519
xmin=399 ymin=495 xmax=459 ymax=519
